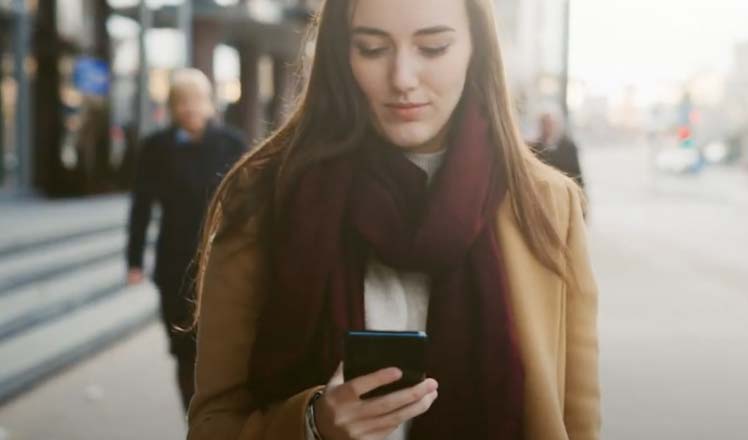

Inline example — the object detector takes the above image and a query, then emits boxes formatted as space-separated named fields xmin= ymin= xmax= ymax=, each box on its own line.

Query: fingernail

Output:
xmin=383 ymin=367 xmax=400 ymax=378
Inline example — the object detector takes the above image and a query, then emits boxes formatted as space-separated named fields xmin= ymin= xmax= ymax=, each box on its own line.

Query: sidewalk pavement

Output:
xmin=0 ymin=321 xmax=186 ymax=440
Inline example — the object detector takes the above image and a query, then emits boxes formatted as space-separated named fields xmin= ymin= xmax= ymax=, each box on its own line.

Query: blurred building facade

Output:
xmin=726 ymin=41 xmax=748 ymax=160
xmin=1 ymin=0 xmax=314 ymax=197
xmin=1 ymin=0 xmax=33 ymax=195
xmin=494 ymin=0 xmax=570 ymax=137
xmin=1 ymin=0 xmax=568 ymax=198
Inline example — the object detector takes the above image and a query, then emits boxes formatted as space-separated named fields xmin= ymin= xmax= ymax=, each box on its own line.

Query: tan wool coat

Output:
xmin=187 ymin=163 xmax=601 ymax=440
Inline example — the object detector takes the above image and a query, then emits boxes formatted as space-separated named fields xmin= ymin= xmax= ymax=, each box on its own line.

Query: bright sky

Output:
xmin=569 ymin=0 xmax=748 ymax=98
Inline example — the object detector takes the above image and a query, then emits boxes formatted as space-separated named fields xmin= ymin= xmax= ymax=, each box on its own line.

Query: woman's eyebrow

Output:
xmin=414 ymin=25 xmax=456 ymax=36
xmin=350 ymin=25 xmax=456 ymax=37
xmin=351 ymin=26 xmax=389 ymax=37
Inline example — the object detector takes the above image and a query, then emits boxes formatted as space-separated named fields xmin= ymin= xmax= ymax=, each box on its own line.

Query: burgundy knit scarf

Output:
xmin=249 ymin=98 xmax=524 ymax=439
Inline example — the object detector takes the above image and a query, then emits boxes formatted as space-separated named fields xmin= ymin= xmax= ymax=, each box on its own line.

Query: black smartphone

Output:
xmin=343 ymin=330 xmax=428 ymax=399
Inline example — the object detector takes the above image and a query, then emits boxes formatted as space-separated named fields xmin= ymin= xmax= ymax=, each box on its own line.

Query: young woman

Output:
xmin=187 ymin=0 xmax=600 ymax=439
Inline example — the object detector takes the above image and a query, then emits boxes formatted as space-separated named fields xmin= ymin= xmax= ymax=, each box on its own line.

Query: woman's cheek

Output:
xmin=352 ymin=56 xmax=384 ymax=91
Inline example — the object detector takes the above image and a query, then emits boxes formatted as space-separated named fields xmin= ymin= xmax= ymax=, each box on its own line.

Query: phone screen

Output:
xmin=343 ymin=330 xmax=428 ymax=399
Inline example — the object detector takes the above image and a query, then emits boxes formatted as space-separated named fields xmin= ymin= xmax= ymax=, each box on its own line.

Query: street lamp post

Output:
xmin=177 ymin=0 xmax=193 ymax=67
xmin=13 ymin=0 xmax=32 ymax=193
xmin=560 ymin=0 xmax=571 ymax=121
xmin=137 ymin=0 xmax=152 ymax=138
xmin=0 ymin=39 xmax=4 ymax=187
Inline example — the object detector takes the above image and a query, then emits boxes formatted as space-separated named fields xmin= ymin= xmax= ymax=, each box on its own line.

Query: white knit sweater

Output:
xmin=307 ymin=149 xmax=446 ymax=440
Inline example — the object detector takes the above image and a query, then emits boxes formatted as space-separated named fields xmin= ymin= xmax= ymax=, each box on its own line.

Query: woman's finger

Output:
xmin=357 ymin=378 xmax=438 ymax=419
xmin=352 ymin=390 xmax=439 ymax=437
xmin=341 ymin=367 xmax=402 ymax=401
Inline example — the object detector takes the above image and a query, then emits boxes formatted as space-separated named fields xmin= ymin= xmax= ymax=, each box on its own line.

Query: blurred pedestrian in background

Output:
xmin=125 ymin=68 xmax=246 ymax=412
xmin=530 ymin=109 xmax=586 ymax=190
xmin=188 ymin=0 xmax=599 ymax=439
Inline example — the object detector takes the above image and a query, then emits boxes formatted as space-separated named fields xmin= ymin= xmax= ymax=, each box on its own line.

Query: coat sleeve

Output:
xmin=126 ymin=138 xmax=157 ymax=269
xmin=563 ymin=185 xmax=601 ymax=440
xmin=187 ymin=204 xmax=323 ymax=440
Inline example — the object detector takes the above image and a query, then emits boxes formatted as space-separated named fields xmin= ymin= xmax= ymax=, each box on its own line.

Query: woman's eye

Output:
xmin=420 ymin=45 xmax=450 ymax=57
xmin=356 ymin=45 xmax=389 ymax=58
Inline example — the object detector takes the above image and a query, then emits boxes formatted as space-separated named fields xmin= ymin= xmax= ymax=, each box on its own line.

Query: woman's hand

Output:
xmin=314 ymin=364 xmax=438 ymax=440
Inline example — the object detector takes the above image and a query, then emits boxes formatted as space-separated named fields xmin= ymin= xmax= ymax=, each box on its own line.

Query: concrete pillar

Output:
xmin=0 ymin=39 xmax=5 ymax=187
xmin=560 ymin=0 xmax=571 ymax=120
xmin=237 ymin=45 xmax=260 ymax=142
xmin=177 ymin=0 xmax=193 ymax=67
xmin=136 ymin=0 xmax=152 ymax=138
xmin=32 ymin=0 xmax=63 ymax=194
xmin=91 ymin=0 xmax=112 ymax=191
xmin=13 ymin=0 xmax=32 ymax=193
xmin=192 ymin=18 xmax=221 ymax=82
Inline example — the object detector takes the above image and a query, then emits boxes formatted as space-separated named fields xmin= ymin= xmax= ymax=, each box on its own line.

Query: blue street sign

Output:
xmin=73 ymin=57 xmax=110 ymax=96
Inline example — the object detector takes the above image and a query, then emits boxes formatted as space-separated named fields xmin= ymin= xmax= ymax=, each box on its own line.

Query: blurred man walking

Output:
xmin=126 ymin=68 xmax=246 ymax=412
xmin=530 ymin=110 xmax=586 ymax=190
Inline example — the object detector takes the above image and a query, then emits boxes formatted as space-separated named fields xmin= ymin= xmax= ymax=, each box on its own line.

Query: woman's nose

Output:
xmin=390 ymin=51 xmax=420 ymax=94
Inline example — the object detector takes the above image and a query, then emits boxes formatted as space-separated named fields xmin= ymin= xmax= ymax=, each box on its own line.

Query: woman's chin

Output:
xmin=380 ymin=127 xmax=440 ymax=152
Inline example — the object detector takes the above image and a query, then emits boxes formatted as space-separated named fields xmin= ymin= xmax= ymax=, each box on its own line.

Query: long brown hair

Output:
xmin=191 ymin=0 xmax=579 ymax=326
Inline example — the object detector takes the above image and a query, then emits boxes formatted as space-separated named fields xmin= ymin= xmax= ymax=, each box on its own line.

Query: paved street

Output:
xmin=0 ymin=145 xmax=746 ymax=439
xmin=586 ymin=145 xmax=748 ymax=440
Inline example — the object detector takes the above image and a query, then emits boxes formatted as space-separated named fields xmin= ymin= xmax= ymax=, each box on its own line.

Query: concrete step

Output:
xmin=0 ymin=194 xmax=166 ymax=405
xmin=0 ymin=229 xmax=124 ymax=293
xmin=0 ymin=225 xmax=157 ymax=293
xmin=0 ymin=195 xmax=130 ymax=257
xmin=0 ymin=282 xmax=159 ymax=404
xmin=0 ymin=257 xmax=125 ymax=340
xmin=0 ymin=250 xmax=156 ymax=341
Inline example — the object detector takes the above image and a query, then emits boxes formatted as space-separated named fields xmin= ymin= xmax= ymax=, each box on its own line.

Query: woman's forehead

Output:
xmin=349 ymin=0 xmax=469 ymax=36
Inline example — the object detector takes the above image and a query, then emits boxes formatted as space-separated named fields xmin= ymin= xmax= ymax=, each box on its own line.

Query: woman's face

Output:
xmin=349 ymin=0 xmax=473 ymax=153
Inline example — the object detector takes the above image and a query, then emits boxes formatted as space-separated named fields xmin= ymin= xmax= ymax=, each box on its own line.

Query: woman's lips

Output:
xmin=386 ymin=103 xmax=429 ymax=121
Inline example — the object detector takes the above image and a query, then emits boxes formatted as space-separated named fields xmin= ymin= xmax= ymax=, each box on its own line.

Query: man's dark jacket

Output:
xmin=127 ymin=123 xmax=246 ymax=347
xmin=530 ymin=135 xmax=585 ymax=189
